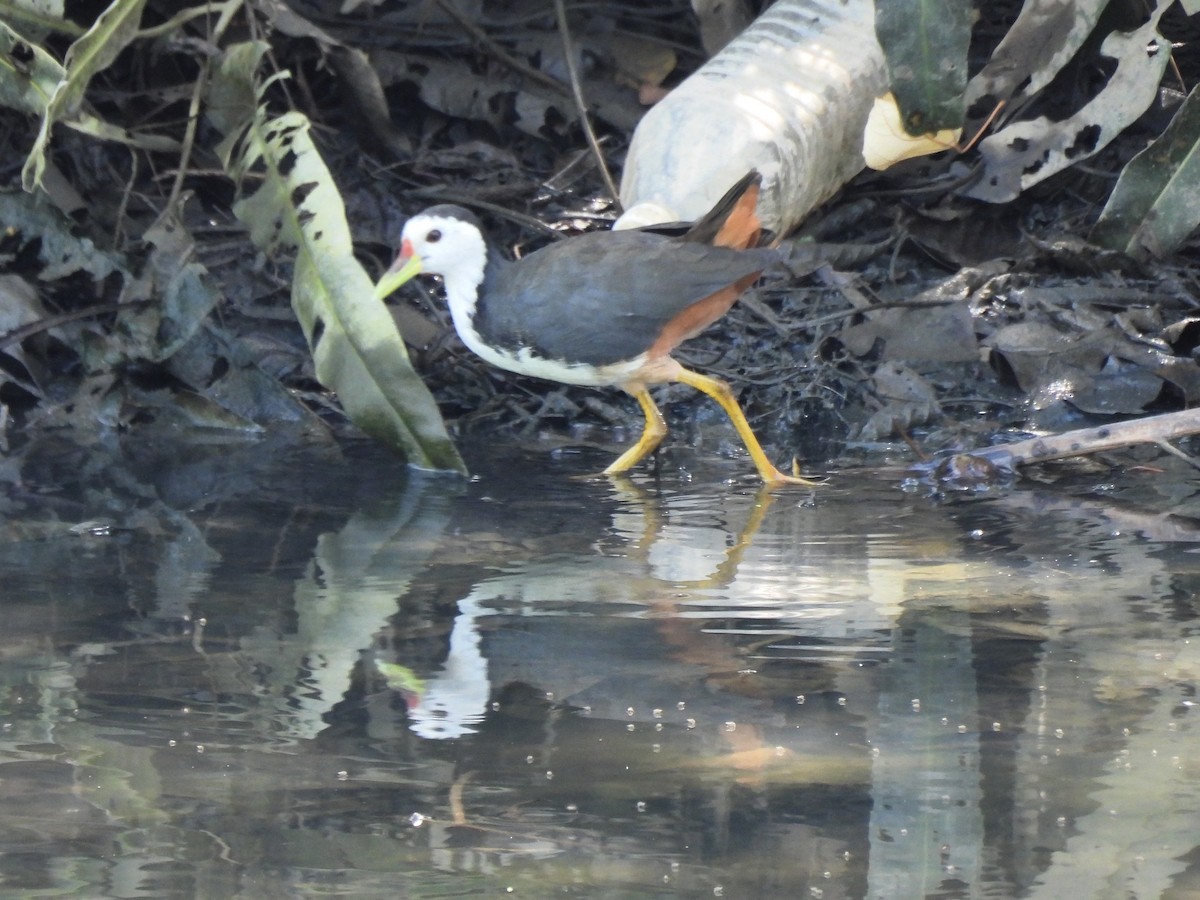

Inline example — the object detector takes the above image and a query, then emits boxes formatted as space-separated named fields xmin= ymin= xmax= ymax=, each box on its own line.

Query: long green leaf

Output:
xmin=1091 ymin=84 xmax=1200 ymax=260
xmin=21 ymin=0 xmax=146 ymax=190
xmin=874 ymin=0 xmax=971 ymax=135
xmin=216 ymin=42 xmax=465 ymax=473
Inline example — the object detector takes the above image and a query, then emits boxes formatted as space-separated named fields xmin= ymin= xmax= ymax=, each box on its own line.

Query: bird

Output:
xmin=374 ymin=172 xmax=815 ymax=486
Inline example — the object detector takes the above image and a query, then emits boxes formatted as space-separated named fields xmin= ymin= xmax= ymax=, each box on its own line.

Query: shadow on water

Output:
xmin=1 ymin=432 xmax=1199 ymax=898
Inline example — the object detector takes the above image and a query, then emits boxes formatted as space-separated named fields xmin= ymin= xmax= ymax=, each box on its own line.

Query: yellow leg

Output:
xmin=604 ymin=387 xmax=668 ymax=475
xmin=674 ymin=367 xmax=820 ymax=487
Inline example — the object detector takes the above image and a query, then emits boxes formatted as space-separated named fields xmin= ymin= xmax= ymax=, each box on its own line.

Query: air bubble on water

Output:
xmin=636 ymin=801 xmax=647 ymax=813
xmin=686 ymin=718 xmax=697 ymax=729
xmin=627 ymin=723 xmax=636 ymax=732
xmin=911 ymin=699 xmax=920 ymax=711
xmin=957 ymin=724 xmax=967 ymax=733
xmin=796 ymin=694 xmax=806 ymax=705
xmin=837 ymin=697 xmax=847 ymax=707
xmin=652 ymin=708 xmax=664 ymax=719
xmin=676 ymin=701 xmax=686 ymax=711
xmin=336 ymin=770 xmax=348 ymax=781
xmin=525 ymin=755 xmax=534 ymax=765
xmin=723 ymin=721 xmax=737 ymax=732
xmin=409 ymin=813 xmax=427 ymax=827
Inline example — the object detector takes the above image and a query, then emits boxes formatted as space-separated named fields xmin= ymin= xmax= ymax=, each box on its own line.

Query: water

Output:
xmin=1 ymin=435 xmax=1198 ymax=898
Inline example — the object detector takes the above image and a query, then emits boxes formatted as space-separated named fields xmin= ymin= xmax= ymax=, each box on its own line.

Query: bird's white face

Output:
xmin=373 ymin=211 xmax=488 ymax=306
xmin=399 ymin=214 xmax=487 ymax=281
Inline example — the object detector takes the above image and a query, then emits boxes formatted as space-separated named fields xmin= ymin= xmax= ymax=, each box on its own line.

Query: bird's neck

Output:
xmin=442 ymin=243 xmax=508 ymax=342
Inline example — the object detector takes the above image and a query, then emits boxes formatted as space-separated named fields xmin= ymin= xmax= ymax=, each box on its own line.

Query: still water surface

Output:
xmin=1 ymin=437 xmax=1198 ymax=898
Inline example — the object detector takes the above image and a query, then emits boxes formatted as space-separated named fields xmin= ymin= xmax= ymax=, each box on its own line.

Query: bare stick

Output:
xmin=553 ymin=0 xmax=621 ymax=206
xmin=925 ymin=407 xmax=1200 ymax=474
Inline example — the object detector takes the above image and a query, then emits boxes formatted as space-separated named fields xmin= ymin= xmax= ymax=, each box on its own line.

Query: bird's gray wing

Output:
xmin=483 ymin=231 xmax=778 ymax=366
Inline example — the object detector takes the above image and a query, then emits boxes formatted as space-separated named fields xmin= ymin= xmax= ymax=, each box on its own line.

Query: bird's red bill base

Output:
xmin=374 ymin=239 xmax=423 ymax=302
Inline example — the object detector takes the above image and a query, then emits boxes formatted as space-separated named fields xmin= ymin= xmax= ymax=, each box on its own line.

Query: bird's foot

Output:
xmin=759 ymin=458 xmax=825 ymax=488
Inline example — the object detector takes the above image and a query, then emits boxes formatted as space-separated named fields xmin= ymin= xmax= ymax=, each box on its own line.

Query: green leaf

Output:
xmin=0 ymin=18 xmax=179 ymax=154
xmin=21 ymin=0 xmax=147 ymax=191
xmin=1091 ymin=84 xmax=1200 ymax=260
xmin=874 ymin=0 xmax=971 ymax=135
xmin=65 ymin=109 xmax=181 ymax=152
xmin=217 ymin=44 xmax=465 ymax=474
xmin=0 ymin=0 xmax=84 ymax=39
xmin=207 ymin=39 xmax=268 ymax=163
xmin=0 ymin=19 xmax=65 ymax=115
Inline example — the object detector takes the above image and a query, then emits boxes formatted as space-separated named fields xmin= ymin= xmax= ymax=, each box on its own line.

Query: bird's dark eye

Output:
xmin=426 ymin=229 xmax=442 ymax=243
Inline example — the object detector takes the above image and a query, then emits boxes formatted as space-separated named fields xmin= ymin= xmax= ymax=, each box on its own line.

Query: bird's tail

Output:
xmin=682 ymin=171 xmax=766 ymax=249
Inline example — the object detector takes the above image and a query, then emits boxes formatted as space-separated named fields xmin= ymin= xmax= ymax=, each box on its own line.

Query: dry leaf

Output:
xmin=862 ymin=92 xmax=963 ymax=170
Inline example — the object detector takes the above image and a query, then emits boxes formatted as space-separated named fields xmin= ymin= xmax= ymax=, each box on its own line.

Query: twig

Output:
xmin=916 ymin=407 xmax=1200 ymax=476
xmin=0 ymin=301 xmax=153 ymax=351
xmin=1153 ymin=438 xmax=1200 ymax=472
xmin=159 ymin=0 xmax=244 ymax=224
xmin=136 ymin=2 xmax=231 ymax=40
xmin=999 ymin=408 xmax=1200 ymax=466
xmin=449 ymin=770 xmax=473 ymax=825
xmin=432 ymin=0 xmax=570 ymax=96
xmin=553 ymin=0 xmax=621 ymax=206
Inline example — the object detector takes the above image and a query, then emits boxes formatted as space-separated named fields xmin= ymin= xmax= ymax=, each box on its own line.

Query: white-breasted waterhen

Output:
xmin=374 ymin=172 xmax=814 ymax=485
